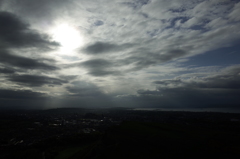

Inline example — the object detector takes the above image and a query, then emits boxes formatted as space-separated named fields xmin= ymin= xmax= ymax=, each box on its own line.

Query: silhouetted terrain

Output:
xmin=1 ymin=108 xmax=240 ymax=159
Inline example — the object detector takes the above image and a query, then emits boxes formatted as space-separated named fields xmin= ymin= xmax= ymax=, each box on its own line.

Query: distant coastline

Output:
xmin=132 ymin=107 xmax=240 ymax=114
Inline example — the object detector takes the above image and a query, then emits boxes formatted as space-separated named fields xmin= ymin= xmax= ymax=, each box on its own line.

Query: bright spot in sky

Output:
xmin=52 ymin=24 xmax=83 ymax=54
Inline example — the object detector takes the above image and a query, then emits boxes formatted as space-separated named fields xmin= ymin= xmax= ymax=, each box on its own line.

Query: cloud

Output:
xmin=229 ymin=2 xmax=240 ymax=21
xmin=79 ymin=58 xmax=121 ymax=76
xmin=0 ymin=11 xmax=59 ymax=76
xmin=153 ymin=79 xmax=182 ymax=87
xmin=80 ymin=46 xmax=188 ymax=76
xmin=82 ymin=41 xmax=134 ymax=54
xmin=194 ymin=66 xmax=240 ymax=89
xmin=0 ymin=67 xmax=15 ymax=74
xmin=159 ymin=49 xmax=188 ymax=62
xmin=59 ymin=75 xmax=78 ymax=81
xmin=0 ymin=88 xmax=50 ymax=109
xmin=122 ymin=0 xmax=150 ymax=10
xmin=154 ymin=65 xmax=240 ymax=90
xmin=66 ymin=81 xmax=104 ymax=97
xmin=94 ymin=20 xmax=104 ymax=26
xmin=0 ymin=0 xmax=240 ymax=110
xmin=119 ymin=49 xmax=188 ymax=71
xmin=7 ymin=74 xmax=68 ymax=87
xmin=0 ymin=89 xmax=47 ymax=100
xmin=81 ymin=58 xmax=112 ymax=68
xmin=0 ymin=11 xmax=59 ymax=50
xmin=0 ymin=0 xmax=75 ymax=24
xmin=72 ymin=0 xmax=240 ymax=78
xmin=129 ymin=65 xmax=240 ymax=107
xmin=88 ymin=70 xmax=121 ymax=77
xmin=0 ymin=49 xmax=58 ymax=70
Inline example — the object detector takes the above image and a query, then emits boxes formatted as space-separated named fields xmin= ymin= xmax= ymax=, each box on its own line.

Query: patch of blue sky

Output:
xmin=183 ymin=44 xmax=240 ymax=67
xmin=189 ymin=24 xmax=209 ymax=33
xmin=164 ymin=17 xmax=190 ymax=30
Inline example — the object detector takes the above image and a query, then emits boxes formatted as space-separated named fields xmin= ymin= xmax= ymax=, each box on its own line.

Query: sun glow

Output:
xmin=52 ymin=24 xmax=83 ymax=54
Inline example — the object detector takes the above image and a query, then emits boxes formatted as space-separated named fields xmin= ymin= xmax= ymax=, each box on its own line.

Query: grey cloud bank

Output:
xmin=0 ymin=11 xmax=59 ymax=49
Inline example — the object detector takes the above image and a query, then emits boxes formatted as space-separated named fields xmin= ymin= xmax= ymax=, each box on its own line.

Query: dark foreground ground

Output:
xmin=1 ymin=108 xmax=240 ymax=159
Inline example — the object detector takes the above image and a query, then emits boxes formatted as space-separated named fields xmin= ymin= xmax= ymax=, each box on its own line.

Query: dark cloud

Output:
xmin=81 ymin=58 xmax=112 ymax=68
xmin=82 ymin=42 xmax=133 ymax=54
xmin=159 ymin=49 xmax=187 ymax=62
xmin=7 ymin=74 xmax=68 ymax=87
xmin=0 ymin=11 xmax=59 ymax=74
xmin=153 ymin=79 xmax=181 ymax=86
xmin=0 ymin=11 xmax=59 ymax=49
xmin=79 ymin=39 xmax=189 ymax=75
xmin=80 ymin=58 xmax=121 ymax=76
xmin=0 ymin=88 xmax=49 ymax=109
xmin=0 ymin=89 xmax=47 ymax=100
xmin=78 ymin=48 xmax=187 ymax=76
xmin=88 ymin=70 xmax=121 ymax=77
xmin=81 ymin=46 xmax=188 ymax=76
xmin=59 ymin=75 xmax=78 ymax=81
xmin=94 ymin=20 xmax=104 ymax=26
xmin=66 ymin=81 xmax=104 ymax=97
xmin=137 ymin=89 xmax=162 ymax=95
xmin=66 ymin=58 xmax=123 ymax=76
xmin=0 ymin=67 xmax=15 ymax=74
xmin=0 ymin=50 xmax=58 ymax=70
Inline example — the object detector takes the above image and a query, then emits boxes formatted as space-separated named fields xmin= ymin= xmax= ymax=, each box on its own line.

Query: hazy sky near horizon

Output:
xmin=0 ymin=0 xmax=240 ymax=109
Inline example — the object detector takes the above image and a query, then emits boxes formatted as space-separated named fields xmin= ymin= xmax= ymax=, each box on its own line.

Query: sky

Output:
xmin=0 ymin=0 xmax=240 ymax=110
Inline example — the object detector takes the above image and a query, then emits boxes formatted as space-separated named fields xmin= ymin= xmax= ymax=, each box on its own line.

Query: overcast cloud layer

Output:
xmin=0 ymin=0 xmax=240 ymax=110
